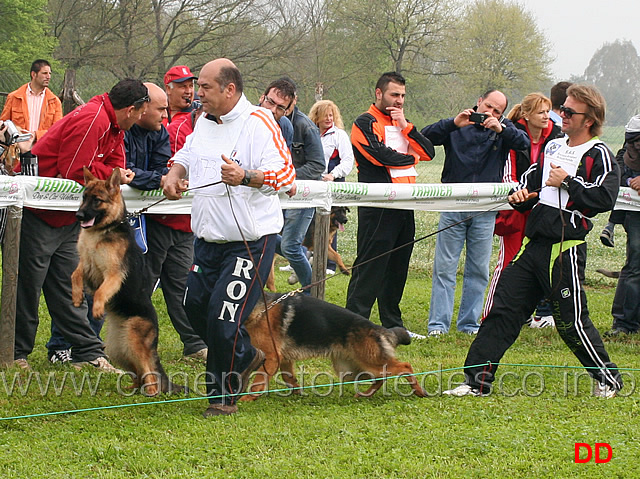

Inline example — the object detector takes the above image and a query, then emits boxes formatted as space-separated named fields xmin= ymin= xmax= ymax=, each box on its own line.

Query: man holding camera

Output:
xmin=421 ymin=90 xmax=529 ymax=336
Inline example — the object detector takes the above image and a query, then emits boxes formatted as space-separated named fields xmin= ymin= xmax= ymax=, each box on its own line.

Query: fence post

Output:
xmin=310 ymin=207 xmax=330 ymax=300
xmin=0 ymin=205 xmax=22 ymax=366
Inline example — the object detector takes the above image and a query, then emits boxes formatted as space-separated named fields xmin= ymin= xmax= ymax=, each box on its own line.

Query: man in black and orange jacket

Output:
xmin=346 ymin=71 xmax=435 ymax=335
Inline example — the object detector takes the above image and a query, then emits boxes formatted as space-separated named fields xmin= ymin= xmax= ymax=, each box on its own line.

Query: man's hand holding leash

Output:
xmin=162 ymin=164 xmax=188 ymax=200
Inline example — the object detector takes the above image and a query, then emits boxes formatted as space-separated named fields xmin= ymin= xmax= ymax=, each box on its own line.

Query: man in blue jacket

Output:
xmin=422 ymin=90 xmax=529 ymax=336
xmin=125 ymin=82 xmax=207 ymax=360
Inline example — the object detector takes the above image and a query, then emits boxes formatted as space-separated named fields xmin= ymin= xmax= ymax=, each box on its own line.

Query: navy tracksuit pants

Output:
xmin=184 ymin=234 xmax=275 ymax=405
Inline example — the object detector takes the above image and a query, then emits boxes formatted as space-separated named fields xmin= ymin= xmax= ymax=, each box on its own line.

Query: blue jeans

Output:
xmin=275 ymin=208 xmax=314 ymax=289
xmin=429 ymin=211 xmax=496 ymax=333
xmin=611 ymin=211 xmax=640 ymax=331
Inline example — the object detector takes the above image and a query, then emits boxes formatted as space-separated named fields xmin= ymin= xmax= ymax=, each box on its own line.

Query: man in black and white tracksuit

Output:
xmin=445 ymin=84 xmax=623 ymax=398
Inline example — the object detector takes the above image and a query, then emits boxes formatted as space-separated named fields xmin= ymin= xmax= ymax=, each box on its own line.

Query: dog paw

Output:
xmin=341 ymin=270 xmax=350 ymax=276
xmin=92 ymin=304 xmax=105 ymax=319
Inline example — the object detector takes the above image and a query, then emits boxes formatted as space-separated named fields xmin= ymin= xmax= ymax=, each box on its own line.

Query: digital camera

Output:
xmin=469 ymin=112 xmax=488 ymax=124
xmin=1 ymin=120 xmax=33 ymax=145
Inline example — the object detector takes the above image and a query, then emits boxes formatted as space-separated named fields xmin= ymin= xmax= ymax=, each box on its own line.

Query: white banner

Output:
xmin=1 ymin=176 xmax=639 ymax=213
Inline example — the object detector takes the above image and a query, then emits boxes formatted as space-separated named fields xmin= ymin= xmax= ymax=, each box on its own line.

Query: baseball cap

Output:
xmin=164 ymin=66 xmax=197 ymax=86
xmin=624 ymin=114 xmax=640 ymax=141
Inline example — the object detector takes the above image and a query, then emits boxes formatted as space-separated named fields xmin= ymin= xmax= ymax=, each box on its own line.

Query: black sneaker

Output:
xmin=603 ymin=327 xmax=632 ymax=338
xmin=600 ymin=227 xmax=615 ymax=248
xmin=49 ymin=349 xmax=72 ymax=364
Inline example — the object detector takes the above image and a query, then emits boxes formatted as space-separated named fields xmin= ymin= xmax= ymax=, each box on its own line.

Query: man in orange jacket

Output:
xmin=346 ymin=71 xmax=435 ymax=337
xmin=0 ymin=59 xmax=63 ymax=145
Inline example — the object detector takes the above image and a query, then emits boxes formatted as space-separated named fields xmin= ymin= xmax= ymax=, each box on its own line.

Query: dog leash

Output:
xmin=286 ymin=186 xmax=546 ymax=298
xmin=125 ymin=180 xmax=224 ymax=220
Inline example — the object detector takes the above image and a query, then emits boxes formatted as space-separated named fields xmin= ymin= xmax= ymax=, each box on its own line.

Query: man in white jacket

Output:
xmin=163 ymin=58 xmax=296 ymax=416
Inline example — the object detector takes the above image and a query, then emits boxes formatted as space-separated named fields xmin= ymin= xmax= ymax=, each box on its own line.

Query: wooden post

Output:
xmin=310 ymin=207 xmax=330 ymax=300
xmin=0 ymin=205 xmax=21 ymax=366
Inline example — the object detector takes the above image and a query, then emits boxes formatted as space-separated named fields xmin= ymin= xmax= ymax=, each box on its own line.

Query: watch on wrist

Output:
xmin=561 ymin=175 xmax=573 ymax=190
xmin=241 ymin=170 xmax=251 ymax=186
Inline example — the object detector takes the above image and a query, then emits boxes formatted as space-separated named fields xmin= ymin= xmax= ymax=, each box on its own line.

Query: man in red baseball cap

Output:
xmin=164 ymin=65 xmax=197 ymax=125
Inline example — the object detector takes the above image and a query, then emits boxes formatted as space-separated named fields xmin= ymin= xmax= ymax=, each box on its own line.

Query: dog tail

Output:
xmin=388 ymin=327 xmax=411 ymax=346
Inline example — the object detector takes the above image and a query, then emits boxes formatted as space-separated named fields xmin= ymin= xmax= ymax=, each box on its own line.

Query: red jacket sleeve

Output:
xmin=55 ymin=109 xmax=125 ymax=183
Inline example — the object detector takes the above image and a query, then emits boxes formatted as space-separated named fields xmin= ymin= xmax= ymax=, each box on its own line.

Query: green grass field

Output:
xmin=1 ymin=153 xmax=637 ymax=477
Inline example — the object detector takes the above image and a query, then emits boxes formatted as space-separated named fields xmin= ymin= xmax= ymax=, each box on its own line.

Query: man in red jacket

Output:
xmin=13 ymin=79 xmax=148 ymax=372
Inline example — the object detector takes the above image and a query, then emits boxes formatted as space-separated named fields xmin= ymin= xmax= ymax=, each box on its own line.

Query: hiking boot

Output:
xmin=14 ymin=358 xmax=30 ymax=370
xmin=600 ymin=227 xmax=615 ymax=248
xmin=49 ymin=349 xmax=72 ymax=364
xmin=593 ymin=383 xmax=618 ymax=399
xmin=72 ymin=356 xmax=124 ymax=374
xmin=203 ymin=403 xmax=238 ymax=417
xmin=184 ymin=348 xmax=208 ymax=361
xmin=443 ymin=384 xmax=482 ymax=397
xmin=530 ymin=315 xmax=555 ymax=329
xmin=238 ymin=348 xmax=266 ymax=396
xmin=407 ymin=330 xmax=426 ymax=340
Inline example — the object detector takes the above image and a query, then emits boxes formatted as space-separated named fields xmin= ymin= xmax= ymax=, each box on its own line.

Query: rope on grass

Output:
xmin=1 ymin=361 xmax=638 ymax=421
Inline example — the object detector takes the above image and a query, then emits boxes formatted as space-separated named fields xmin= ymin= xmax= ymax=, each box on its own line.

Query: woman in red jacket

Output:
xmin=483 ymin=92 xmax=563 ymax=326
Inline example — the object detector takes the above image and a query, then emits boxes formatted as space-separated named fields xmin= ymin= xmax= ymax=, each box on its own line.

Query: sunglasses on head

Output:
xmin=559 ymin=105 xmax=587 ymax=119
xmin=133 ymin=94 xmax=151 ymax=107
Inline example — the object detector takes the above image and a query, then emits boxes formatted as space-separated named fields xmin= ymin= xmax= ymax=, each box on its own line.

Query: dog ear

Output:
xmin=83 ymin=167 xmax=97 ymax=184
xmin=107 ymin=167 xmax=122 ymax=191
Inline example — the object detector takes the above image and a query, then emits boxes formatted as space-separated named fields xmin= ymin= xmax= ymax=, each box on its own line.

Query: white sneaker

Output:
xmin=325 ymin=269 xmax=336 ymax=275
xmin=279 ymin=264 xmax=293 ymax=272
xmin=287 ymin=271 xmax=299 ymax=285
xmin=593 ymin=382 xmax=618 ymax=399
xmin=443 ymin=384 xmax=481 ymax=396
xmin=14 ymin=358 xmax=30 ymax=370
xmin=73 ymin=357 xmax=124 ymax=374
xmin=428 ymin=330 xmax=444 ymax=338
xmin=406 ymin=330 xmax=426 ymax=340
xmin=184 ymin=348 xmax=208 ymax=361
xmin=530 ymin=315 xmax=555 ymax=329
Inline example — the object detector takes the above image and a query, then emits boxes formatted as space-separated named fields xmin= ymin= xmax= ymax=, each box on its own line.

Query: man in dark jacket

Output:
xmin=422 ymin=90 xmax=529 ymax=336
xmin=126 ymin=82 xmax=207 ymax=360
xmin=445 ymin=84 xmax=623 ymax=398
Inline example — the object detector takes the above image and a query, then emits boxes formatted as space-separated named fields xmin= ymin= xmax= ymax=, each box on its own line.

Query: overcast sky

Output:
xmin=519 ymin=0 xmax=639 ymax=80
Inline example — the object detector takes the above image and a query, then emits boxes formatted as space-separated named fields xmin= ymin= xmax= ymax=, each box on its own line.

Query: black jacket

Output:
xmin=513 ymin=139 xmax=620 ymax=242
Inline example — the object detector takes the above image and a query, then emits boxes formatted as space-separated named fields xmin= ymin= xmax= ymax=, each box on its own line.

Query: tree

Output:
xmin=329 ymin=0 xmax=456 ymax=76
xmin=581 ymin=39 xmax=640 ymax=126
xmin=0 ymin=0 xmax=56 ymax=76
xmin=48 ymin=0 xmax=298 ymax=87
xmin=446 ymin=0 xmax=552 ymax=104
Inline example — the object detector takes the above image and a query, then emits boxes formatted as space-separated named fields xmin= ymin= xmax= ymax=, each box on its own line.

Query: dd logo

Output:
xmin=574 ymin=443 xmax=612 ymax=463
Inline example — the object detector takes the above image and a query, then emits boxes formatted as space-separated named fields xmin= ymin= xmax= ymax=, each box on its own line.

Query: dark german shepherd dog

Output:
xmin=71 ymin=167 xmax=182 ymax=396
xmin=241 ymin=292 xmax=426 ymax=401
xmin=302 ymin=206 xmax=351 ymax=275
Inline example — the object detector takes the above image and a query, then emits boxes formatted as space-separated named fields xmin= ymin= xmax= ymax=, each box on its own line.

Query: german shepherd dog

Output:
xmin=71 ymin=167 xmax=182 ymax=396
xmin=303 ymin=206 xmax=351 ymax=275
xmin=241 ymin=292 xmax=426 ymax=401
